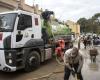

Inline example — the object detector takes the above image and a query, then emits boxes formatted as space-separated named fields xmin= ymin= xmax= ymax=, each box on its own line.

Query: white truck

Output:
xmin=0 ymin=10 xmax=73 ymax=72
xmin=0 ymin=10 xmax=54 ymax=72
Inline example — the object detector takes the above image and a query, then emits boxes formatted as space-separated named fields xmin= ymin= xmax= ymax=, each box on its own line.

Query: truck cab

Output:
xmin=0 ymin=10 xmax=53 ymax=72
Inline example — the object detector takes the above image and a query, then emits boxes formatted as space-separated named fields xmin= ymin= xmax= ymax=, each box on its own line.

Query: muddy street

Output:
xmin=0 ymin=43 xmax=100 ymax=80
xmin=0 ymin=59 xmax=64 ymax=80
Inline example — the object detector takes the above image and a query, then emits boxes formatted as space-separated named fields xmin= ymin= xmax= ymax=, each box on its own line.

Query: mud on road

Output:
xmin=0 ymin=59 xmax=64 ymax=80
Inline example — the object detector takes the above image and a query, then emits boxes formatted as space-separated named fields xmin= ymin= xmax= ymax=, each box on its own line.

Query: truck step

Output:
xmin=16 ymin=59 xmax=23 ymax=62
xmin=16 ymin=52 xmax=23 ymax=55
xmin=16 ymin=65 xmax=24 ymax=70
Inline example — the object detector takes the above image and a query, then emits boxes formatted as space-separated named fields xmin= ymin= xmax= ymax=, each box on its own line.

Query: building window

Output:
xmin=35 ymin=18 xmax=38 ymax=25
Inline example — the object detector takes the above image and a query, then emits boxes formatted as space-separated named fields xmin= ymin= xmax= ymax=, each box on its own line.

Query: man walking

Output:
xmin=89 ymin=47 xmax=98 ymax=63
xmin=83 ymin=37 xmax=87 ymax=49
xmin=64 ymin=47 xmax=83 ymax=80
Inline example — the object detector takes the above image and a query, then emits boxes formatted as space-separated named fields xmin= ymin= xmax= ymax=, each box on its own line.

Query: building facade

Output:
xmin=66 ymin=20 xmax=80 ymax=38
xmin=0 ymin=0 xmax=41 ymax=14
xmin=0 ymin=0 xmax=16 ymax=12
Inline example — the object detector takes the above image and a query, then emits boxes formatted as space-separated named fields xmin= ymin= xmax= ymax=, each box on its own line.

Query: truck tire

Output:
xmin=24 ymin=51 xmax=40 ymax=72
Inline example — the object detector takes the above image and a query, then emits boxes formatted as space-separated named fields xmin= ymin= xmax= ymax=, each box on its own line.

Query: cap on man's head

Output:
xmin=71 ymin=47 xmax=78 ymax=56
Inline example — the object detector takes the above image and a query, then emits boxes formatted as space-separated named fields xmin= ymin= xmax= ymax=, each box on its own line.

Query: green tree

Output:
xmin=77 ymin=13 xmax=100 ymax=34
xmin=91 ymin=13 xmax=100 ymax=34
xmin=77 ymin=18 xmax=87 ymax=33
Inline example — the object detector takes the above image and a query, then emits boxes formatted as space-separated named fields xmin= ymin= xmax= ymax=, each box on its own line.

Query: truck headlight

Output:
xmin=8 ymin=53 xmax=12 ymax=57
xmin=9 ymin=59 xmax=12 ymax=64
xmin=5 ymin=50 xmax=17 ymax=66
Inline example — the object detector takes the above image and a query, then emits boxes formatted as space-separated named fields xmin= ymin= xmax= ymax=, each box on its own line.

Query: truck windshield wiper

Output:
xmin=0 ymin=27 xmax=7 ymax=32
xmin=0 ymin=27 xmax=5 ymax=30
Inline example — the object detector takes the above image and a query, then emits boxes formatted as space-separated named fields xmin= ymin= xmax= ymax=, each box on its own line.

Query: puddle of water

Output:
xmin=89 ymin=63 xmax=99 ymax=71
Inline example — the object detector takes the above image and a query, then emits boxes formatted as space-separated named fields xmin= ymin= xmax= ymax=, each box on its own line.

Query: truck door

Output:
xmin=14 ymin=14 xmax=33 ymax=48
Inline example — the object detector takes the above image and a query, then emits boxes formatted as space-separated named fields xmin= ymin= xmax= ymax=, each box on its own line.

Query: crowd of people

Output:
xmin=80 ymin=35 xmax=100 ymax=49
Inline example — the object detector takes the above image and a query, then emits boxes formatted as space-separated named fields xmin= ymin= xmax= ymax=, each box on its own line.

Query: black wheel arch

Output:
xmin=23 ymin=39 xmax=44 ymax=48
xmin=22 ymin=39 xmax=45 ymax=66
xmin=23 ymin=47 xmax=43 ymax=65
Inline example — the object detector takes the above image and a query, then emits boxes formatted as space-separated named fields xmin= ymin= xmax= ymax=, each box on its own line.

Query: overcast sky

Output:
xmin=25 ymin=0 xmax=100 ymax=22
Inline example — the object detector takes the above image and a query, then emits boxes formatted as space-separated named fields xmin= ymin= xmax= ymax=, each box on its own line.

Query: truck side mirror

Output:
xmin=18 ymin=30 xmax=21 ymax=35
xmin=18 ymin=14 xmax=23 ymax=18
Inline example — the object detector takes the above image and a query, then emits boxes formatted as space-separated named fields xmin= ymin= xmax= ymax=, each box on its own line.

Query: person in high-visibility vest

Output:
xmin=55 ymin=46 xmax=62 ymax=57
xmin=58 ymin=39 xmax=65 ymax=51
xmin=55 ymin=39 xmax=65 ymax=60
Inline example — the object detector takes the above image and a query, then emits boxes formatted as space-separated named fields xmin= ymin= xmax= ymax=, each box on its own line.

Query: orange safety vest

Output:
xmin=55 ymin=47 xmax=62 ymax=57
xmin=58 ymin=39 xmax=65 ymax=49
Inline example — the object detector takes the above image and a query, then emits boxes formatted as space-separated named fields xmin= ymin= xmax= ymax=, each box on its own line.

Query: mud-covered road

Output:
xmin=0 ymin=42 xmax=100 ymax=80
xmin=0 ymin=59 xmax=64 ymax=80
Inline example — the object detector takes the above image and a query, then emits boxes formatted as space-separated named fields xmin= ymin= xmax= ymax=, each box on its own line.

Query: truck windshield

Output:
xmin=0 ymin=13 xmax=17 ymax=32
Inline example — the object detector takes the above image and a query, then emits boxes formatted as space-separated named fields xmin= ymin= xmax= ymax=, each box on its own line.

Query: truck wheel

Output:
xmin=24 ymin=51 xmax=40 ymax=72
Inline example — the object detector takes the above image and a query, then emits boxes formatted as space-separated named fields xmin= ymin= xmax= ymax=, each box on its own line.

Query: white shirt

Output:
xmin=64 ymin=48 xmax=83 ymax=71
